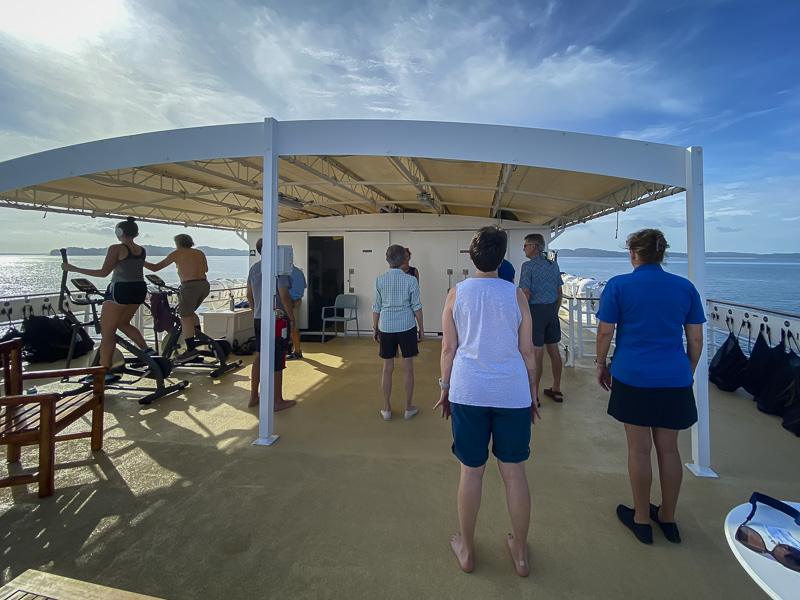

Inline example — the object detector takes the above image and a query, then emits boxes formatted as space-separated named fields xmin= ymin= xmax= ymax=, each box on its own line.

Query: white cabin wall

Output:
xmin=253 ymin=214 xmax=549 ymax=334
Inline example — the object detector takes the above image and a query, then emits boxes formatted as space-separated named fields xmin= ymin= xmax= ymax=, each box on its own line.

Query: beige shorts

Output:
xmin=178 ymin=279 xmax=210 ymax=317
xmin=292 ymin=298 xmax=302 ymax=320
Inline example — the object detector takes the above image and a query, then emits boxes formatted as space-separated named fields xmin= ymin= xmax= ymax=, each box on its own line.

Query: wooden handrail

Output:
xmin=21 ymin=366 xmax=107 ymax=380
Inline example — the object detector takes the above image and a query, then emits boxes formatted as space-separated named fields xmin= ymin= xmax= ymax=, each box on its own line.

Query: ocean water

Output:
xmin=556 ymin=256 xmax=800 ymax=316
xmin=0 ymin=255 xmax=250 ymax=298
xmin=1 ymin=254 xmax=798 ymax=316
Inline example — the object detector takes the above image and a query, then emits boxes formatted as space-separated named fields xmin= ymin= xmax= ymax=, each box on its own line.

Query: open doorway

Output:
xmin=306 ymin=236 xmax=344 ymax=333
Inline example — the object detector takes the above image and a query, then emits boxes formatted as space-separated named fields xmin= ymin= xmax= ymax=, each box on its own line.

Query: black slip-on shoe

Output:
xmin=616 ymin=504 xmax=653 ymax=544
xmin=650 ymin=504 xmax=681 ymax=543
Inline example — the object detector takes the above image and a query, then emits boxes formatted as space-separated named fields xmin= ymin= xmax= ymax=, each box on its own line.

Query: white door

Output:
xmin=344 ymin=231 xmax=390 ymax=333
xmin=277 ymin=231 xmax=309 ymax=329
xmin=391 ymin=231 xmax=458 ymax=334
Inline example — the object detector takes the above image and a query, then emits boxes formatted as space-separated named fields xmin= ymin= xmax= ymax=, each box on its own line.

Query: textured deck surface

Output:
xmin=1 ymin=337 xmax=797 ymax=600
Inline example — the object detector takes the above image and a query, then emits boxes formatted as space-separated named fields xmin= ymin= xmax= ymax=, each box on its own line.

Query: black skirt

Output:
xmin=608 ymin=378 xmax=698 ymax=430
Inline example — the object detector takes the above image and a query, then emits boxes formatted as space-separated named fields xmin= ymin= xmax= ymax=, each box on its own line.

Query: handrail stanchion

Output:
xmin=567 ymin=297 xmax=575 ymax=367
xmin=577 ymin=299 xmax=584 ymax=359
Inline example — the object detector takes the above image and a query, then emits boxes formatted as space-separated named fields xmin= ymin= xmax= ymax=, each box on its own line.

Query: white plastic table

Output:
xmin=724 ymin=501 xmax=800 ymax=600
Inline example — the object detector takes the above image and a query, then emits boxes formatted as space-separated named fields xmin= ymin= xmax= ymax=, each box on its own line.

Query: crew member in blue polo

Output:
xmin=372 ymin=244 xmax=424 ymax=422
xmin=287 ymin=263 xmax=306 ymax=360
xmin=594 ymin=228 xmax=705 ymax=544
xmin=498 ymin=258 xmax=515 ymax=283
xmin=519 ymin=233 xmax=564 ymax=405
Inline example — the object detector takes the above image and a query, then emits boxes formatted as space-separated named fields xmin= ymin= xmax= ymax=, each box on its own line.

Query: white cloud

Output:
xmin=1 ymin=0 xmax=700 ymax=163
xmin=618 ymin=125 xmax=688 ymax=143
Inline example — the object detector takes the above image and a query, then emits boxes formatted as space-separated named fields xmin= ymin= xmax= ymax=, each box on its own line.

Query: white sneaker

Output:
xmin=404 ymin=406 xmax=419 ymax=420
xmin=380 ymin=409 xmax=392 ymax=421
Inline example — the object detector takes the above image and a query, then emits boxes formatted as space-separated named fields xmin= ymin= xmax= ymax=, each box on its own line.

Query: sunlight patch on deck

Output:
xmin=114 ymin=447 xmax=180 ymax=497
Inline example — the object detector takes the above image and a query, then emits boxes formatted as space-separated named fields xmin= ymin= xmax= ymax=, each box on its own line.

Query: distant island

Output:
xmin=51 ymin=246 xmax=248 ymax=256
xmin=554 ymin=248 xmax=800 ymax=259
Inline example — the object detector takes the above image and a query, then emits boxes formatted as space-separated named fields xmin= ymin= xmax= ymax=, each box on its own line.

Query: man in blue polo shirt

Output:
xmin=519 ymin=233 xmax=564 ymax=405
xmin=287 ymin=263 xmax=306 ymax=360
xmin=373 ymin=244 xmax=424 ymax=422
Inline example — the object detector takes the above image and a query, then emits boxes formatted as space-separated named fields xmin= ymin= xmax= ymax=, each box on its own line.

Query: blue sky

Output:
xmin=0 ymin=0 xmax=797 ymax=254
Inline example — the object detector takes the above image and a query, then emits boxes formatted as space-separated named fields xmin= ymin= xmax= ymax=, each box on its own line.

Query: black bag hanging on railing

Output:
xmin=780 ymin=332 xmax=800 ymax=436
xmin=754 ymin=331 xmax=799 ymax=417
xmin=742 ymin=324 xmax=775 ymax=398
xmin=709 ymin=321 xmax=748 ymax=392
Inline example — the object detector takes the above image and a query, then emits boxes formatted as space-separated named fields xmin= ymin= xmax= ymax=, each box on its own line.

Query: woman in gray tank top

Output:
xmin=62 ymin=217 xmax=152 ymax=372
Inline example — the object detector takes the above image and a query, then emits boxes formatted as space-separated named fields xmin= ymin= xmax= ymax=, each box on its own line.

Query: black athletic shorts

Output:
xmin=105 ymin=281 xmax=147 ymax=305
xmin=607 ymin=378 xmax=697 ymax=430
xmin=254 ymin=318 xmax=285 ymax=372
xmin=378 ymin=326 xmax=419 ymax=359
xmin=529 ymin=301 xmax=561 ymax=346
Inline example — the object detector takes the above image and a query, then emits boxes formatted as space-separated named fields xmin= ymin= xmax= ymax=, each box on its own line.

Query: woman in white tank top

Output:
xmin=434 ymin=225 xmax=539 ymax=577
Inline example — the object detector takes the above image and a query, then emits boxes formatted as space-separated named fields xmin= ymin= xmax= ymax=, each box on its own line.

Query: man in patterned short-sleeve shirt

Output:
xmin=519 ymin=233 xmax=564 ymax=405
xmin=372 ymin=244 xmax=424 ymax=422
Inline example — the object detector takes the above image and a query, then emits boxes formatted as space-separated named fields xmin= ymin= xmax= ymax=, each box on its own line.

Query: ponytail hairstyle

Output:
xmin=626 ymin=228 xmax=669 ymax=264
xmin=115 ymin=217 xmax=139 ymax=239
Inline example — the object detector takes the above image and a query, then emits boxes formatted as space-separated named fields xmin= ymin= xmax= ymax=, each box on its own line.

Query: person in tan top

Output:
xmin=146 ymin=234 xmax=210 ymax=362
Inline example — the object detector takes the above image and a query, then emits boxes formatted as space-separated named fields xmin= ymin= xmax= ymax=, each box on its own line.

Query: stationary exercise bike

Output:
xmin=59 ymin=250 xmax=189 ymax=405
xmin=145 ymin=274 xmax=242 ymax=377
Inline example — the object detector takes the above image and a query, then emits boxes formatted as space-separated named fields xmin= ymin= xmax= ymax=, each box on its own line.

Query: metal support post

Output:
xmin=685 ymin=146 xmax=717 ymax=478
xmin=254 ymin=118 xmax=280 ymax=447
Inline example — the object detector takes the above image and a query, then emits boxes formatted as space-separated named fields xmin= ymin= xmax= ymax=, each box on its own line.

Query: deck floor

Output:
xmin=1 ymin=336 xmax=798 ymax=599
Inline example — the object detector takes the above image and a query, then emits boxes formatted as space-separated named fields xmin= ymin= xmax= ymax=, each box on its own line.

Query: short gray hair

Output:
xmin=525 ymin=233 xmax=546 ymax=252
xmin=385 ymin=244 xmax=406 ymax=268
xmin=174 ymin=234 xmax=194 ymax=248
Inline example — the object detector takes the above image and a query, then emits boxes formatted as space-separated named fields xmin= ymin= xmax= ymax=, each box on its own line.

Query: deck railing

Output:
xmin=558 ymin=295 xmax=800 ymax=367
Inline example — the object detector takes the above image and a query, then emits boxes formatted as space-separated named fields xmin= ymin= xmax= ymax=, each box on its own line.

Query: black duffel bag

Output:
xmin=754 ymin=342 xmax=799 ymax=417
xmin=742 ymin=326 xmax=776 ymax=399
xmin=21 ymin=315 xmax=94 ymax=364
xmin=709 ymin=329 xmax=748 ymax=392
xmin=781 ymin=333 xmax=800 ymax=436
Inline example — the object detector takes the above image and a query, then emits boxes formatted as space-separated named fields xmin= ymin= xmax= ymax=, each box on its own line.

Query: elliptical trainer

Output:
xmin=59 ymin=249 xmax=189 ymax=405
xmin=145 ymin=274 xmax=242 ymax=377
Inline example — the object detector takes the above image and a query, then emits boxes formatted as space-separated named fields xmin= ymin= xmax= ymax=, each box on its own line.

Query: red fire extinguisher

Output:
xmin=275 ymin=315 xmax=288 ymax=368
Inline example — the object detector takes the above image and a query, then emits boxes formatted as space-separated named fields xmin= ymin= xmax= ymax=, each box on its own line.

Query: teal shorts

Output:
xmin=450 ymin=403 xmax=531 ymax=467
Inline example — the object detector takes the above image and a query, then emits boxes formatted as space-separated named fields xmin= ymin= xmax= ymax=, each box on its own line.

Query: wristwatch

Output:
xmin=438 ymin=378 xmax=450 ymax=389
xmin=594 ymin=359 xmax=608 ymax=367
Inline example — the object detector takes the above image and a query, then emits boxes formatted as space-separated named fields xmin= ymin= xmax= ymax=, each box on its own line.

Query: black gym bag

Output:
xmin=741 ymin=326 xmax=776 ymax=399
xmin=21 ymin=315 xmax=94 ymax=363
xmin=709 ymin=329 xmax=748 ymax=392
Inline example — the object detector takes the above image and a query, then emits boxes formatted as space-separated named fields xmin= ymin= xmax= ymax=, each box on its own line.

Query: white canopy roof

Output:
xmin=0 ymin=120 xmax=687 ymax=235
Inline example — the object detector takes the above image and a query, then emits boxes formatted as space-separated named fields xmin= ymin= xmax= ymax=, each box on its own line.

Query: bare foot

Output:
xmin=507 ymin=534 xmax=530 ymax=577
xmin=274 ymin=399 xmax=297 ymax=412
xmin=450 ymin=533 xmax=474 ymax=573
xmin=248 ymin=396 xmax=259 ymax=408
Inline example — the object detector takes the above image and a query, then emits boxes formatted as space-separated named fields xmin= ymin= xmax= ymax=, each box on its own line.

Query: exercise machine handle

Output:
xmin=58 ymin=248 xmax=68 ymax=313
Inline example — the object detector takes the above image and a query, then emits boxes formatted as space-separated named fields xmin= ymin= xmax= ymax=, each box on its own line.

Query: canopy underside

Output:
xmin=0 ymin=154 xmax=684 ymax=232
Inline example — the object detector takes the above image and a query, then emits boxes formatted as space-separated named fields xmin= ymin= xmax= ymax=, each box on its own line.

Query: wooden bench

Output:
xmin=0 ymin=569 xmax=166 ymax=599
xmin=1 ymin=337 xmax=106 ymax=498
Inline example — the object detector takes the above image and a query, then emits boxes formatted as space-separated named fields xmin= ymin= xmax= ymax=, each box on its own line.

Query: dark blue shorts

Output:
xmin=450 ymin=403 xmax=531 ymax=468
